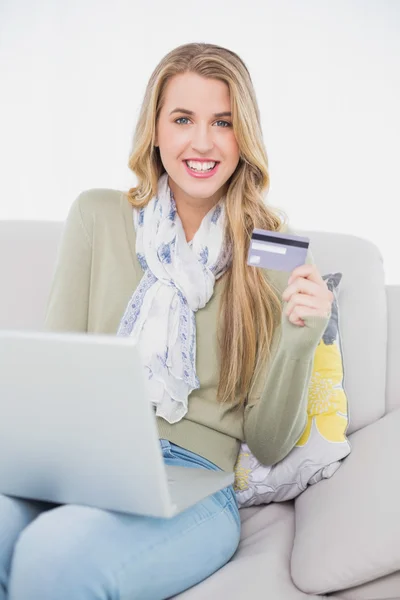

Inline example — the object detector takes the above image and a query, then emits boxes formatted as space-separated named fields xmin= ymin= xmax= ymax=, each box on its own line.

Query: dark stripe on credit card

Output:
xmin=252 ymin=232 xmax=309 ymax=249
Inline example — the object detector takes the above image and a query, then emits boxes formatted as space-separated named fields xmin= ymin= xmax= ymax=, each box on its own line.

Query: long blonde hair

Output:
xmin=124 ymin=42 xmax=288 ymax=407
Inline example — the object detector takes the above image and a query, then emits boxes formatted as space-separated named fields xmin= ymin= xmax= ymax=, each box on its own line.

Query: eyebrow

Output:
xmin=169 ymin=107 xmax=232 ymax=118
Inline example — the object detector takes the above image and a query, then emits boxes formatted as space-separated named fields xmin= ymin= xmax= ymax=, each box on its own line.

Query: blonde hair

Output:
xmin=124 ymin=42 xmax=288 ymax=407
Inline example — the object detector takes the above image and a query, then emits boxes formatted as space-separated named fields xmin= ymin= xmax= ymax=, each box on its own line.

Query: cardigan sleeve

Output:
xmin=243 ymin=246 xmax=331 ymax=465
xmin=44 ymin=193 xmax=93 ymax=333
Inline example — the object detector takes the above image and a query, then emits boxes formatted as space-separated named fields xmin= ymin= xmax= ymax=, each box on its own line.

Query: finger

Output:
xmin=285 ymin=292 xmax=320 ymax=317
xmin=288 ymin=305 xmax=320 ymax=325
xmin=288 ymin=264 xmax=324 ymax=286
xmin=282 ymin=277 xmax=321 ymax=302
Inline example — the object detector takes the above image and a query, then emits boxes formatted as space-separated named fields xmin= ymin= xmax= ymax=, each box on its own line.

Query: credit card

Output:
xmin=247 ymin=228 xmax=310 ymax=272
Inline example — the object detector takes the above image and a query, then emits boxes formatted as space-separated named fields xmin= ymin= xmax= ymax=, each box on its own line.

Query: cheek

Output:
xmin=225 ymin=135 xmax=240 ymax=163
xmin=160 ymin=123 xmax=188 ymax=149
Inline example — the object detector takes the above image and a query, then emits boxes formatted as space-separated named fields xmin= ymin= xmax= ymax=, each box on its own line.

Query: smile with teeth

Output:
xmin=185 ymin=160 xmax=217 ymax=172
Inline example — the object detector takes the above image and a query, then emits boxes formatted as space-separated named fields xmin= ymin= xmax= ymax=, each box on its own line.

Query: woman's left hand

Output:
xmin=282 ymin=264 xmax=334 ymax=327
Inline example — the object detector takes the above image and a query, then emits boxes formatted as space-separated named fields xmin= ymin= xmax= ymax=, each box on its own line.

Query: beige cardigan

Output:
xmin=44 ymin=188 xmax=329 ymax=471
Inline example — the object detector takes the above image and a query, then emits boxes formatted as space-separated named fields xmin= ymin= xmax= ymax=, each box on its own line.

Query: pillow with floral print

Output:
xmin=234 ymin=273 xmax=351 ymax=508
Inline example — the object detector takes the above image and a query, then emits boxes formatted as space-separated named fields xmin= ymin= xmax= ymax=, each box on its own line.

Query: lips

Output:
xmin=183 ymin=160 xmax=220 ymax=179
xmin=183 ymin=159 xmax=220 ymax=163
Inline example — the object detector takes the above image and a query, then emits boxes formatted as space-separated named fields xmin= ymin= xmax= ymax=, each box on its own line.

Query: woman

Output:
xmin=0 ymin=43 xmax=333 ymax=599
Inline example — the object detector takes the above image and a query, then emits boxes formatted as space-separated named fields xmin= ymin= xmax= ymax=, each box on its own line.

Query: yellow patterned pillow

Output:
xmin=234 ymin=273 xmax=351 ymax=508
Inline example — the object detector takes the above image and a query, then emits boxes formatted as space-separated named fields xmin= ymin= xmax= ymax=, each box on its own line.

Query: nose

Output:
xmin=190 ymin=123 xmax=214 ymax=155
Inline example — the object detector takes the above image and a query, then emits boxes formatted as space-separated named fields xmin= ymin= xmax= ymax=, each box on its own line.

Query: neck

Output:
xmin=168 ymin=176 xmax=227 ymax=242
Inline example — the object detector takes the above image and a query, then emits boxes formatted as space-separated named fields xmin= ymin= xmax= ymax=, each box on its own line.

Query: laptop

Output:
xmin=0 ymin=330 xmax=234 ymax=518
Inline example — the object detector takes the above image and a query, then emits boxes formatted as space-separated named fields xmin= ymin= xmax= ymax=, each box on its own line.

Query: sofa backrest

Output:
xmin=299 ymin=228 xmax=387 ymax=434
xmin=0 ymin=219 xmax=388 ymax=433
xmin=0 ymin=220 xmax=64 ymax=331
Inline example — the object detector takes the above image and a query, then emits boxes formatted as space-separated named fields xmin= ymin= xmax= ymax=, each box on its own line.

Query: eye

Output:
xmin=174 ymin=117 xmax=232 ymax=127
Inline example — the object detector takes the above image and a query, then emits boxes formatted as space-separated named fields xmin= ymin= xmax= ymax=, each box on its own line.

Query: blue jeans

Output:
xmin=0 ymin=440 xmax=240 ymax=600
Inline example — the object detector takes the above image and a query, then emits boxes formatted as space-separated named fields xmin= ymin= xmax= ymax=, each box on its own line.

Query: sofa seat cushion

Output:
xmin=336 ymin=569 xmax=400 ymax=600
xmin=174 ymin=502 xmax=319 ymax=599
xmin=291 ymin=409 xmax=400 ymax=595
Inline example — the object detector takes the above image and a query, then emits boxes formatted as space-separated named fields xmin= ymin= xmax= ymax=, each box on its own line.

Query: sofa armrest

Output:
xmin=291 ymin=409 xmax=400 ymax=595
xmin=386 ymin=285 xmax=400 ymax=412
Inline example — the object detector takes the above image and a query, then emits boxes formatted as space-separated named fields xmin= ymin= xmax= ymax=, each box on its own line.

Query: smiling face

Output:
xmin=154 ymin=72 xmax=240 ymax=207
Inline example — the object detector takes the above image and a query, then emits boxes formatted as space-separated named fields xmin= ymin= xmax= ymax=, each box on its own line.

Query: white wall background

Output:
xmin=0 ymin=0 xmax=399 ymax=283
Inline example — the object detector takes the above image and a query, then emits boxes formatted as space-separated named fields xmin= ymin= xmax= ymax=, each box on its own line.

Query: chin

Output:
xmin=185 ymin=183 xmax=223 ymax=199
xmin=174 ymin=177 xmax=221 ymax=196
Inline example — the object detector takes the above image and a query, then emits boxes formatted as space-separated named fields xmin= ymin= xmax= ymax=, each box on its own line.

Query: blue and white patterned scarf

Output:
xmin=117 ymin=172 xmax=232 ymax=424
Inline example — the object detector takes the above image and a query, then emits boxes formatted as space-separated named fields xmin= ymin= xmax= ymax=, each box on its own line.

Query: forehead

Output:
xmin=162 ymin=72 xmax=231 ymax=112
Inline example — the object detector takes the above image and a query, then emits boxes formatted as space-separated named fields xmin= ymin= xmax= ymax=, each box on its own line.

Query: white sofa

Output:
xmin=0 ymin=219 xmax=399 ymax=600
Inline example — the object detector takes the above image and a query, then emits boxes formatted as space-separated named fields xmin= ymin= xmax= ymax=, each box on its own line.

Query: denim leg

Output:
xmin=8 ymin=442 xmax=240 ymax=600
xmin=0 ymin=495 xmax=54 ymax=600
